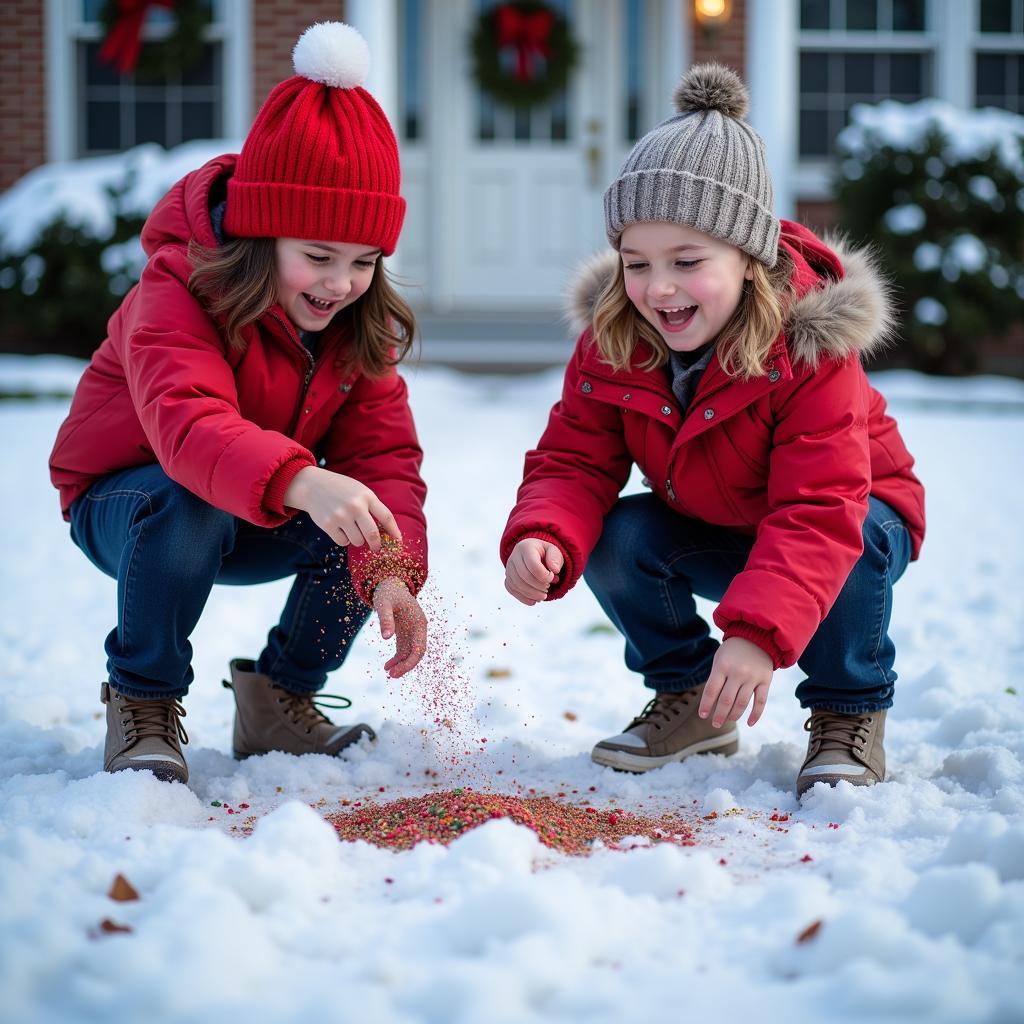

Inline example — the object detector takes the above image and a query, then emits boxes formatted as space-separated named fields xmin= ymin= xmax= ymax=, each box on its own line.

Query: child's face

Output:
xmin=620 ymin=222 xmax=752 ymax=354
xmin=274 ymin=238 xmax=380 ymax=332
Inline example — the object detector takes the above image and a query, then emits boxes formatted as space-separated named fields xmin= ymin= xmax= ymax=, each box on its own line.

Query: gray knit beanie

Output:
xmin=604 ymin=63 xmax=779 ymax=267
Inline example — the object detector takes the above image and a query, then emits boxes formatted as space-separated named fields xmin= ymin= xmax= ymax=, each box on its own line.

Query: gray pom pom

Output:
xmin=673 ymin=62 xmax=749 ymax=119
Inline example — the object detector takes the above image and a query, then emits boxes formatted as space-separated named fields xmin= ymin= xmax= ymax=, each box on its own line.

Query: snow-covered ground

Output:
xmin=1 ymin=357 xmax=1022 ymax=1024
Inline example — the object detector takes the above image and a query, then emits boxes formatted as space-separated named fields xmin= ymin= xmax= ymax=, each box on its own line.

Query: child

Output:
xmin=501 ymin=64 xmax=925 ymax=799
xmin=49 ymin=23 xmax=428 ymax=786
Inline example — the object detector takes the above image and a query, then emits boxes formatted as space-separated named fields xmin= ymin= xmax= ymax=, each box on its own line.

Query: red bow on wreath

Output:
xmin=99 ymin=0 xmax=175 ymax=75
xmin=495 ymin=4 xmax=554 ymax=82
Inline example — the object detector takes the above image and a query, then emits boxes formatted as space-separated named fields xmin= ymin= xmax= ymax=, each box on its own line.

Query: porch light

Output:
xmin=694 ymin=0 xmax=732 ymax=29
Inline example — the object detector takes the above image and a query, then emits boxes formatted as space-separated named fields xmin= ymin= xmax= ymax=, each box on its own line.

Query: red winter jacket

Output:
xmin=501 ymin=222 xmax=925 ymax=669
xmin=49 ymin=154 xmax=427 ymax=603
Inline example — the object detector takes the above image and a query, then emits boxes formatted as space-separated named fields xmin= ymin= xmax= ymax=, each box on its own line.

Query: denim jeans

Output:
xmin=69 ymin=463 xmax=370 ymax=699
xmin=582 ymin=494 xmax=912 ymax=713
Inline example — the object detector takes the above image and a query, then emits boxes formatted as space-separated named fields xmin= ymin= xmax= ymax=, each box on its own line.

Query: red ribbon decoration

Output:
xmin=495 ymin=4 xmax=554 ymax=82
xmin=98 ymin=0 xmax=176 ymax=76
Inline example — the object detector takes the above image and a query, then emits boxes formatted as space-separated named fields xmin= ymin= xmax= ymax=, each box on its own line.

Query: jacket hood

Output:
xmin=140 ymin=154 xmax=238 ymax=257
xmin=565 ymin=220 xmax=897 ymax=368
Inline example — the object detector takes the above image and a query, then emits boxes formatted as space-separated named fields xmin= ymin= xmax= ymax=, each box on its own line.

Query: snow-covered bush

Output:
xmin=836 ymin=100 xmax=1024 ymax=375
xmin=0 ymin=140 xmax=237 ymax=359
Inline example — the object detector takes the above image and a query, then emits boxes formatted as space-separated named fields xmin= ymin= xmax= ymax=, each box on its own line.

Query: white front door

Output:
xmin=398 ymin=0 xmax=685 ymax=312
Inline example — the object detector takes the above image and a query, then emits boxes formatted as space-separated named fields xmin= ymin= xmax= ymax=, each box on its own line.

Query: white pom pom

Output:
xmin=292 ymin=22 xmax=370 ymax=89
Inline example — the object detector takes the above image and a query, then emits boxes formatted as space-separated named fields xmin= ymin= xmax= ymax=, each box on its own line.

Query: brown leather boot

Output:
xmin=224 ymin=658 xmax=375 ymax=760
xmin=591 ymin=685 xmax=739 ymax=772
xmin=796 ymin=708 xmax=887 ymax=798
xmin=101 ymin=682 xmax=188 ymax=784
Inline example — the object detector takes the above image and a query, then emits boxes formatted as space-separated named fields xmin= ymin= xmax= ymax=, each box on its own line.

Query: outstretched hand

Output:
xmin=373 ymin=577 xmax=427 ymax=678
xmin=505 ymin=538 xmax=565 ymax=605
xmin=699 ymin=636 xmax=774 ymax=727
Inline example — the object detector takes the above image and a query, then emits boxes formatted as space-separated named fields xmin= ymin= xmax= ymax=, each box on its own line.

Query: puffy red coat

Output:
xmin=501 ymin=222 xmax=925 ymax=669
xmin=49 ymin=154 xmax=427 ymax=603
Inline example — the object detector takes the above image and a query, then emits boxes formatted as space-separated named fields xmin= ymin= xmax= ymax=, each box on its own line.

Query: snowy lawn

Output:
xmin=1 ymin=358 xmax=1022 ymax=1024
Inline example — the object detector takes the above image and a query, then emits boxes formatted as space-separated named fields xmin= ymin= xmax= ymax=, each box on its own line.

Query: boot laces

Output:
xmin=275 ymin=689 xmax=352 ymax=734
xmin=121 ymin=695 xmax=188 ymax=746
xmin=628 ymin=690 xmax=697 ymax=733
xmin=804 ymin=709 xmax=872 ymax=757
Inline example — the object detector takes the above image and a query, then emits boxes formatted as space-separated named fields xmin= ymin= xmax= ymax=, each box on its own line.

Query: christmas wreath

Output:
xmin=98 ymin=0 xmax=209 ymax=80
xmin=469 ymin=1 xmax=580 ymax=109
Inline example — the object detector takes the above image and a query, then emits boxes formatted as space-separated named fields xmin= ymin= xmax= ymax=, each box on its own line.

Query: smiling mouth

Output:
xmin=303 ymin=293 xmax=337 ymax=314
xmin=655 ymin=305 xmax=697 ymax=331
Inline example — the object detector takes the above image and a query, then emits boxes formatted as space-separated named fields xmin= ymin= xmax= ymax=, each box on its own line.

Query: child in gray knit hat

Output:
xmin=501 ymin=63 xmax=926 ymax=800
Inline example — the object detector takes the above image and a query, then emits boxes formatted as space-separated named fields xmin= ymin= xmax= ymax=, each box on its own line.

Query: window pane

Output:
xmin=85 ymin=41 xmax=120 ymax=87
xmin=976 ymin=52 xmax=1007 ymax=95
xmin=801 ymin=51 xmax=829 ymax=92
xmin=846 ymin=0 xmax=878 ymax=31
xmin=182 ymin=101 xmax=215 ymax=140
xmin=400 ymin=0 xmax=423 ymax=141
xmin=800 ymin=0 xmax=830 ymax=30
xmin=182 ymin=45 xmax=217 ymax=87
xmin=86 ymin=101 xmax=121 ymax=150
xmin=135 ymin=101 xmax=167 ymax=145
xmin=799 ymin=109 xmax=830 ymax=156
xmin=890 ymin=53 xmax=924 ymax=96
xmin=625 ymin=0 xmax=644 ymax=141
xmin=892 ymin=0 xmax=926 ymax=31
xmin=844 ymin=52 xmax=875 ymax=94
xmin=979 ymin=0 xmax=1013 ymax=32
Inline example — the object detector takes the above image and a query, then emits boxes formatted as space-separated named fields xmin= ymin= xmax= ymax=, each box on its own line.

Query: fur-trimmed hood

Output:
xmin=565 ymin=221 xmax=897 ymax=368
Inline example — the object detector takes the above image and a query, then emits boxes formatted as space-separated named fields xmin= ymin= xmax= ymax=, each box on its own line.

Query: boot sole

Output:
xmin=232 ymin=725 xmax=375 ymax=761
xmin=107 ymin=762 xmax=188 ymax=785
xmin=591 ymin=734 xmax=739 ymax=773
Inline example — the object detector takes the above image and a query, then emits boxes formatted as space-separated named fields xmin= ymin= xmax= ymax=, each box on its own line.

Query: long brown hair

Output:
xmin=592 ymin=247 xmax=796 ymax=379
xmin=187 ymin=238 xmax=416 ymax=378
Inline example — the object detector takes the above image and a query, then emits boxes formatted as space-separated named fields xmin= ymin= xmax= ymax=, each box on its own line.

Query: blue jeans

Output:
xmin=69 ymin=463 xmax=370 ymax=699
xmin=582 ymin=494 xmax=912 ymax=713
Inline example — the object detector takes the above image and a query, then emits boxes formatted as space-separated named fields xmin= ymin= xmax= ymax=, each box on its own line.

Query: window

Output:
xmin=73 ymin=0 xmax=225 ymax=155
xmin=798 ymin=0 xmax=932 ymax=158
xmin=975 ymin=0 xmax=1024 ymax=112
xmin=472 ymin=0 xmax=572 ymax=145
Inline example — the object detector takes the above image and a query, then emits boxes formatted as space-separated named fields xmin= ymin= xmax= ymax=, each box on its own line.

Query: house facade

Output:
xmin=2 ymin=0 xmax=1022 ymax=318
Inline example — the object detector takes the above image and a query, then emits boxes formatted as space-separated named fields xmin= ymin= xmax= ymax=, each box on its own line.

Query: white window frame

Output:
xmin=45 ymin=0 xmax=250 ymax=163
xmin=795 ymin=0 xmax=1024 ymax=199
xmin=796 ymin=0 xmax=939 ymax=200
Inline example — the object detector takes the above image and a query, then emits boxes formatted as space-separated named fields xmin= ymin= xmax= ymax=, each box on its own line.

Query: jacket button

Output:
xmin=660 ymin=405 xmax=672 ymax=416
xmin=622 ymin=393 xmax=631 ymax=401
xmin=768 ymin=369 xmax=781 ymax=383
xmin=340 ymin=382 xmax=352 ymax=392
xmin=703 ymin=407 xmax=715 ymax=420
xmin=581 ymin=381 xmax=593 ymax=394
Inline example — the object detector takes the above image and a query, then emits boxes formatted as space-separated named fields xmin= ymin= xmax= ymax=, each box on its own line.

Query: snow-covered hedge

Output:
xmin=0 ymin=140 xmax=239 ymax=359
xmin=836 ymin=100 xmax=1024 ymax=375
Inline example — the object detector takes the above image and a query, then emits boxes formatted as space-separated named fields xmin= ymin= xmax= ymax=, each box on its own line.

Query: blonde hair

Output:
xmin=187 ymin=238 xmax=416 ymax=379
xmin=592 ymin=248 xmax=796 ymax=379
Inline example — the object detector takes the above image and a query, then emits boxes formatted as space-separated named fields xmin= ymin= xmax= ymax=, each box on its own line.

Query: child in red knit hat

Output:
xmin=49 ymin=23 xmax=427 ymax=786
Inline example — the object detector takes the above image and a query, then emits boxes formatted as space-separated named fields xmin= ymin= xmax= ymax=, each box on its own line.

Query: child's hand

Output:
xmin=284 ymin=466 xmax=402 ymax=552
xmin=699 ymin=636 xmax=774 ymax=727
xmin=373 ymin=577 xmax=427 ymax=678
xmin=505 ymin=538 xmax=564 ymax=605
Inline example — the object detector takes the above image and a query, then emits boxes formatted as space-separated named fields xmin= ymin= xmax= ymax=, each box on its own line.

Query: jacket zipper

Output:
xmin=665 ymin=478 xmax=677 ymax=502
xmin=271 ymin=312 xmax=316 ymax=435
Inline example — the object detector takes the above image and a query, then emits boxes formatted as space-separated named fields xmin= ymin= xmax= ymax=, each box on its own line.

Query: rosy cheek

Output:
xmin=623 ymin=278 xmax=645 ymax=309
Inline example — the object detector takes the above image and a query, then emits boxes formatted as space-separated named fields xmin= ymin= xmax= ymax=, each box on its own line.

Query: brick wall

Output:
xmin=690 ymin=0 xmax=746 ymax=78
xmin=251 ymin=1 xmax=347 ymax=115
xmin=0 ymin=1 xmax=46 ymax=192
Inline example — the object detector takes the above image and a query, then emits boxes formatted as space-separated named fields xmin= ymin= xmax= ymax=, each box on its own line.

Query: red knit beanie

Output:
xmin=224 ymin=22 xmax=405 ymax=255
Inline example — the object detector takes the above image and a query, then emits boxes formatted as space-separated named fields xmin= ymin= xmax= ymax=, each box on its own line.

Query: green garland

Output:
xmin=99 ymin=0 xmax=209 ymax=81
xmin=470 ymin=1 xmax=580 ymax=109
